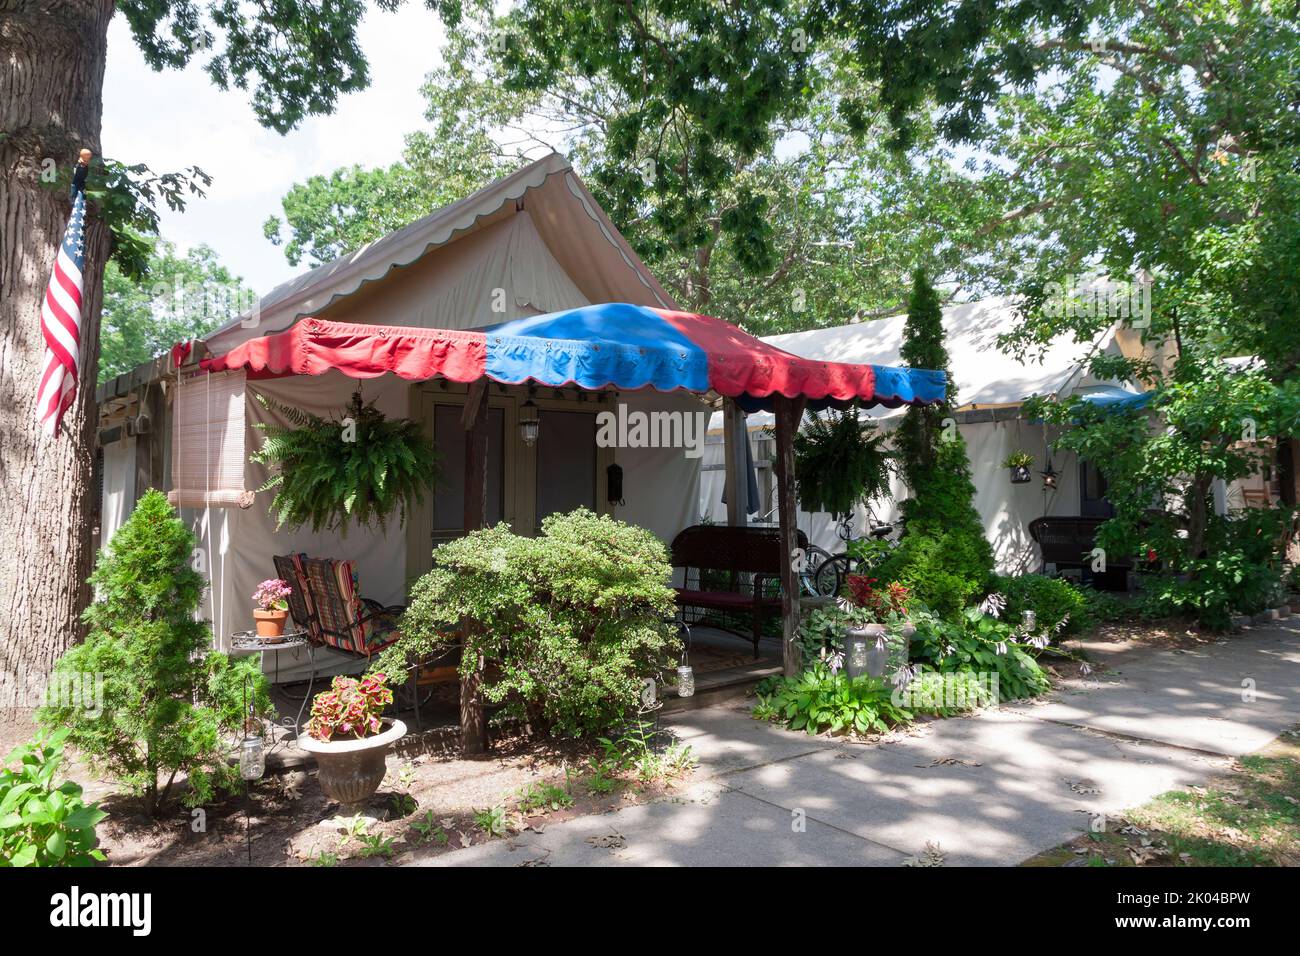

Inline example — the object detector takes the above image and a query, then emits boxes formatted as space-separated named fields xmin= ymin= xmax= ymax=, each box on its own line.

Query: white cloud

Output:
xmin=102 ymin=5 xmax=448 ymax=297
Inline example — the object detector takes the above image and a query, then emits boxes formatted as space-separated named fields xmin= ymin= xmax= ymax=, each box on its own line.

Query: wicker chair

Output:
xmin=272 ymin=553 xmax=318 ymax=641
xmin=293 ymin=556 xmax=404 ymax=658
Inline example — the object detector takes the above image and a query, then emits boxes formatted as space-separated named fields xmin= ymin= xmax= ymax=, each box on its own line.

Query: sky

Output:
xmin=101 ymin=5 xmax=450 ymax=298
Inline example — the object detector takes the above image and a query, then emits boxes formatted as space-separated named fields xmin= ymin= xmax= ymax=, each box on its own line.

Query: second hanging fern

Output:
xmin=792 ymin=407 xmax=894 ymax=518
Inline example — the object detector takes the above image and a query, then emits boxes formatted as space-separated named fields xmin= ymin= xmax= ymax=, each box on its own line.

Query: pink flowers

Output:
xmin=306 ymin=674 xmax=394 ymax=741
xmin=252 ymin=578 xmax=292 ymax=611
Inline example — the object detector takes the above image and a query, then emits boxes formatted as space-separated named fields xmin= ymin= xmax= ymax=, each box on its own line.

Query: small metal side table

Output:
xmin=230 ymin=631 xmax=316 ymax=737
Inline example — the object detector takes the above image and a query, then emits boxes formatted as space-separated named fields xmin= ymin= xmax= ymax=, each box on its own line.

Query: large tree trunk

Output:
xmin=0 ymin=0 xmax=114 ymax=708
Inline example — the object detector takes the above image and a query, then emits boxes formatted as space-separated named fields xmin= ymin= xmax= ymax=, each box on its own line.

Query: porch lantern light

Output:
xmin=676 ymin=664 xmax=695 ymax=698
xmin=519 ymin=399 xmax=540 ymax=447
xmin=1039 ymin=461 xmax=1060 ymax=490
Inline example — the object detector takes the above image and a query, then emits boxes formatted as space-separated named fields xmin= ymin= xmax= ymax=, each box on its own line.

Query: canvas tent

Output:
xmin=96 ymin=154 xmax=696 ymax=678
xmin=700 ymin=296 xmax=1148 ymax=574
xmin=95 ymin=153 xmax=944 ymax=685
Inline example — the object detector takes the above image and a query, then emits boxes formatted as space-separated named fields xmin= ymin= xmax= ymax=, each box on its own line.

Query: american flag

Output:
xmin=37 ymin=185 xmax=86 ymax=437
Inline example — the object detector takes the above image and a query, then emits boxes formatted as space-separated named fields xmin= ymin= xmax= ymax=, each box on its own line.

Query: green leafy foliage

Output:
xmin=596 ymin=718 xmax=696 ymax=786
xmin=39 ymin=491 xmax=271 ymax=816
xmin=0 ymin=729 xmax=107 ymax=867
xmin=99 ymin=238 xmax=250 ymax=384
xmin=263 ymin=146 xmax=505 ymax=267
xmin=410 ymin=811 xmax=449 ymax=846
xmin=373 ymin=509 xmax=680 ymax=737
xmin=263 ymin=2 xmax=1014 ymax=333
xmin=473 ymin=806 xmax=510 ymax=838
xmin=792 ymin=408 xmax=894 ymax=517
xmin=515 ymin=782 xmax=574 ymax=815
xmin=250 ymin=390 xmax=440 ymax=534
xmin=1028 ymin=362 xmax=1299 ymax=629
xmin=908 ymin=607 xmax=1051 ymax=703
xmin=878 ymin=270 xmax=994 ymax=618
xmin=306 ymin=674 xmax=394 ymax=742
xmin=1137 ymin=507 xmax=1292 ymax=630
xmin=69 ymin=158 xmax=213 ymax=282
xmin=993 ymin=574 xmax=1088 ymax=637
xmin=753 ymin=665 xmax=913 ymax=736
xmin=116 ymin=0 xmax=467 ymax=134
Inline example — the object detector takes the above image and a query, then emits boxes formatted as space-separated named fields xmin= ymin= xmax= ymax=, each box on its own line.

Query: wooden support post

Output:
xmin=772 ymin=395 xmax=806 ymax=677
xmin=723 ymin=399 xmax=750 ymax=526
xmin=459 ymin=378 xmax=489 ymax=755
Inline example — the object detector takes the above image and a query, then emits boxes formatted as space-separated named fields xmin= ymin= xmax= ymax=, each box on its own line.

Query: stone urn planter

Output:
xmin=297 ymin=719 xmax=406 ymax=810
xmin=846 ymin=623 xmax=914 ymax=679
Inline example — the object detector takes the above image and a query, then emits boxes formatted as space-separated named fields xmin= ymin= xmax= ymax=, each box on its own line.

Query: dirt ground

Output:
xmin=2 ymin=705 xmax=696 ymax=867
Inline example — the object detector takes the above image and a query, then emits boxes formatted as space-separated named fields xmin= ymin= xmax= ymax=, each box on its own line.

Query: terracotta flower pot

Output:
xmin=297 ymin=719 xmax=406 ymax=811
xmin=253 ymin=608 xmax=288 ymax=638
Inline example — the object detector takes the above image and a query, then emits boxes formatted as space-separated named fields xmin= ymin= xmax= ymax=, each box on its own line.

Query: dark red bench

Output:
xmin=669 ymin=524 xmax=808 ymax=658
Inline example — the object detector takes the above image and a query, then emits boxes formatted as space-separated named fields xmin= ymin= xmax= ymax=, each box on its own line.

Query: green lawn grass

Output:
xmin=1025 ymin=727 xmax=1300 ymax=867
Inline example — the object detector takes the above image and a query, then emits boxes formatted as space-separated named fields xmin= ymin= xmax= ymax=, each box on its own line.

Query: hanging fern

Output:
xmin=793 ymin=407 xmax=894 ymax=518
xmin=250 ymin=391 xmax=440 ymax=535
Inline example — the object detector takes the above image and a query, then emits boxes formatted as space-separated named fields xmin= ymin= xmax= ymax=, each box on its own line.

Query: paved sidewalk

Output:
xmin=409 ymin=621 xmax=1300 ymax=867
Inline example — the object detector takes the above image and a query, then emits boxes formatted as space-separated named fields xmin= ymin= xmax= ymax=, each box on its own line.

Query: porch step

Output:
xmin=660 ymin=660 xmax=782 ymax=714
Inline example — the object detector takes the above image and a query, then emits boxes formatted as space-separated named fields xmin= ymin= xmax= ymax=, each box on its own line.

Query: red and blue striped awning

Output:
xmin=202 ymin=303 xmax=945 ymax=411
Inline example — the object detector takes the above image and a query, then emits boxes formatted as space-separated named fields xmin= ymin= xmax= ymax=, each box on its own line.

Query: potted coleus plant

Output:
xmin=843 ymin=576 xmax=914 ymax=679
xmin=252 ymin=578 xmax=293 ymax=639
xmin=1002 ymin=450 xmax=1034 ymax=484
xmin=297 ymin=673 xmax=405 ymax=810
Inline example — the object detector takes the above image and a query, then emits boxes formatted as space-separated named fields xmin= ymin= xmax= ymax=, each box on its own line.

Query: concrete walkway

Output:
xmin=409 ymin=620 xmax=1300 ymax=867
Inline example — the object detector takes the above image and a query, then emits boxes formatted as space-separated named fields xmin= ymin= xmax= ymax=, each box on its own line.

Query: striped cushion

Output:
xmin=297 ymin=556 xmax=402 ymax=657
xmin=332 ymin=559 xmax=364 ymax=653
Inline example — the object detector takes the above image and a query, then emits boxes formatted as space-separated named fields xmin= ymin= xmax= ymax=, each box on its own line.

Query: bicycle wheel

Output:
xmin=813 ymin=554 xmax=854 ymax=597
xmin=802 ymin=545 xmax=832 ymax=585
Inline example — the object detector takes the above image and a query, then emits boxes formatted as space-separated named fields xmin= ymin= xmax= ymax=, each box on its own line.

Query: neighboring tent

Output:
xmin=700 ymin=296 xmax=1143 ymax=573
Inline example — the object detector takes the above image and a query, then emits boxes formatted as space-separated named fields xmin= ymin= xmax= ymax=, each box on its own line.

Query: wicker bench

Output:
xmin=1028 ymin=516 xmax=1131 ymax=589
xmin=669 ymin=524 xmax=808 ymax=658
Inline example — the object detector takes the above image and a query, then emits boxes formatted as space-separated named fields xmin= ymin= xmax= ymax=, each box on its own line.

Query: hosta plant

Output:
xmin=1 ymin=729 xmax=107 ymax=867
xmin=251 ymin=390 xmax=439 ymax=534
xmin=753 ymin=665 xmax=913 ymax=736
xmin=306 ymin=674 xmax=395 ymax=742
xmin=907 ymin=606 xmax=1051 ymax=702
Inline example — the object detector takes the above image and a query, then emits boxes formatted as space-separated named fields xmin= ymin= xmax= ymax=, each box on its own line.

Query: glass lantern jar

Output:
xmin=239 ymin=736 xmax=265 ymax=782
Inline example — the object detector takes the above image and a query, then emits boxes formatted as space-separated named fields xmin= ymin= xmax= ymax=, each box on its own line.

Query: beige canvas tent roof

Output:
xmin=203 ymin=152 xmax=679 ymax=355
